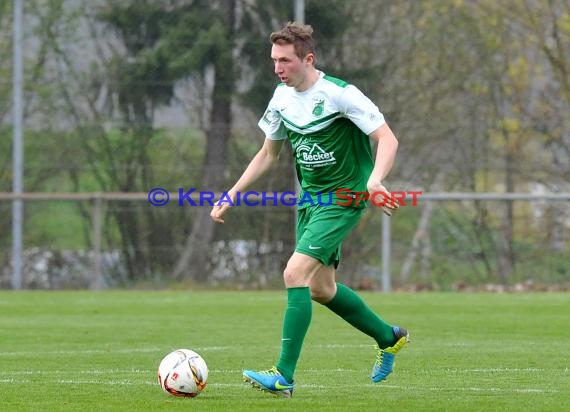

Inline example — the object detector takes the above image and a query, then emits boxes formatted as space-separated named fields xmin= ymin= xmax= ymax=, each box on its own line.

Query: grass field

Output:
xmin=1 ymin=291 xmax=568 ymax=411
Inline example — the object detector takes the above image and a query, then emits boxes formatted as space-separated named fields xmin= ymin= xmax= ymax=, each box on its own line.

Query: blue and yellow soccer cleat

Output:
xmin=243 ymin=366 xmax=295 ymax=398
xmin=371 ymin=326 xmax=410 ymax=383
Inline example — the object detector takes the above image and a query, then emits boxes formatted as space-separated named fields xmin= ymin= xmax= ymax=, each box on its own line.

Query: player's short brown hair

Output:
xmin=270 ymin=21 xmax=315 ymax=61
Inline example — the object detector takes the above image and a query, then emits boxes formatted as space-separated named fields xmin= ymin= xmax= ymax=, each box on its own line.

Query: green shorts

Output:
xmin=295 ymin=204 xmax=364 ymax=268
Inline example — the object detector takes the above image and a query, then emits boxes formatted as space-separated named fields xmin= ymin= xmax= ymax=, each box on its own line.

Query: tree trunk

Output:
xmin=172 ymin=0 xmax=236 ymax=281
xmin=497 ymin=134 xmax=515 ymax=284
xmin=550 ymin=147 xmax=566 ymax=252
xmin=400 ymin=200 xmax=434 ymax=285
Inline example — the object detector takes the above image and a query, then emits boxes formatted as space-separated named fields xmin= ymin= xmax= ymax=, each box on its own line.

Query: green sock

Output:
xmin=276 ymin=287 xmax=312 ymax=382
xmin=324 ymin=283 xmax=395 ymax=348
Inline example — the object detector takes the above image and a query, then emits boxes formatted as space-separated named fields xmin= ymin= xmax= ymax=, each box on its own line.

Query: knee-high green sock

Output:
xmin=324 ymin=283 xmax=395 ymax=348
xmin=276 ymin=287 xmax=312 ymax=382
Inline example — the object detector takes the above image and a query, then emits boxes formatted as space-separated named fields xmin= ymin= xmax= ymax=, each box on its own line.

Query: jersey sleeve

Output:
xmin=258 ymin=91 xmax=288 ymax=140
xmin=338 ymin=85 xmax=386 ymax=135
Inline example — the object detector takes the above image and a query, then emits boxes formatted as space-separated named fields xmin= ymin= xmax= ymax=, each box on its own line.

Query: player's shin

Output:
xmin=275 ymin=286 xmax=312 ymax=382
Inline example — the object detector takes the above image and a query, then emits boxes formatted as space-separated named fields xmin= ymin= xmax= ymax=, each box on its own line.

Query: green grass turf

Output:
xmin=0 ymin=291 xmax=568 ymax=411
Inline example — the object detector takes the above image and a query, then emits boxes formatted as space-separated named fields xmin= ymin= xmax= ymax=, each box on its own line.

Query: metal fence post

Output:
xmin=91 ymin=194 xmax=103 ymax=290
xmin=381 ymin=212 xmax=391 ymax=292
xmin=11 ymin=0 xmax=24 ymax=290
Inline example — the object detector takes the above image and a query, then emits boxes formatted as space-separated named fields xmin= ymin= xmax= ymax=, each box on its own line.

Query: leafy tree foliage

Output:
xmin=2 ymin=0 xmax=568 ymax=287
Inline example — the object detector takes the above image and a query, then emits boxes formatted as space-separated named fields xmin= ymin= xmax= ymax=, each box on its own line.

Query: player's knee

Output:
xmin=283 ymin=265 xmax=304 ymax=287
xmin=310 ymin=285 xmax=335 ymax=303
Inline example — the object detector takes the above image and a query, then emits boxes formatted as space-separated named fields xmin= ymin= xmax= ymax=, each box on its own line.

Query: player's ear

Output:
xmin=304 ymin=52 xmax=315 ymax=66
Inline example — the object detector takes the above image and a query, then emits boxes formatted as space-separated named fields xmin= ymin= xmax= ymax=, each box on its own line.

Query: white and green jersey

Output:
xmin=258 ymin=71 xmax=385 ymax=208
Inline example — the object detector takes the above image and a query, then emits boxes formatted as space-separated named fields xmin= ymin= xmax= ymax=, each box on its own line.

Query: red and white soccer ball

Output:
xmin=157 ymin=349 xmax=208 ymax=397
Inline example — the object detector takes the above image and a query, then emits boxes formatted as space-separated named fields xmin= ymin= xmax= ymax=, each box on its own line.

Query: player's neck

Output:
xmin=295 ymin=68 xmax=320 ymax=92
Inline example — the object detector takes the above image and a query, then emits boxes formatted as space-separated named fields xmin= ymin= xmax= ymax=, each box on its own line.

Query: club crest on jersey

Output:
xmin=312 ymin=98 xmax=325 ymax=117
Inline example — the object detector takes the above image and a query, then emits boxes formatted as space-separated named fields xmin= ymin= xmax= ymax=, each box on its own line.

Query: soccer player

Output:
xmin=210 ymin=22 xmax=409 ymax=398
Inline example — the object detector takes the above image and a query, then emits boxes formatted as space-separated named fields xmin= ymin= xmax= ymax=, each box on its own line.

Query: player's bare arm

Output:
xmin=210 ymin=138 xmax=284 ymax=223
xmin=367 ymin=123 xmax=400 ymax=216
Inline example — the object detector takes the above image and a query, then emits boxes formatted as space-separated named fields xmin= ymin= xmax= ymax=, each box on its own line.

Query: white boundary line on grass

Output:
xmin=369 ymin=384 xmax=560 ymax=394
xmin=0 ymin=378 xmax=559 ymax=394
xmin=0 ymin=344 xmax=376 ymax=357
xmin=1 ymin=367 xmax=560 ymax=376
xmin=459 ymin=368 xmax=543 ymax=372
xmin=0 ymin=347 xmax=165 ymax=357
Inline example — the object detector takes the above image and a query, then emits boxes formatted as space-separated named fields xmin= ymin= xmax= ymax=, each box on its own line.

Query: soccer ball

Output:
xmin=157 ymin=349 xmax=208 ymax=397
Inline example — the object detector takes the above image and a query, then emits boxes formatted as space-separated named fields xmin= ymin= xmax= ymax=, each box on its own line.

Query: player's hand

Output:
xmin=367 ymin=181 xmax=400 ymax=216
xmin=210 ymin=191 xmax=237 ymax=223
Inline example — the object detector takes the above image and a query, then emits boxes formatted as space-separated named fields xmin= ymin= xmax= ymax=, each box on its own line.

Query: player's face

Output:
xmin=271 ymin=43 xmax=313 ymax=91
